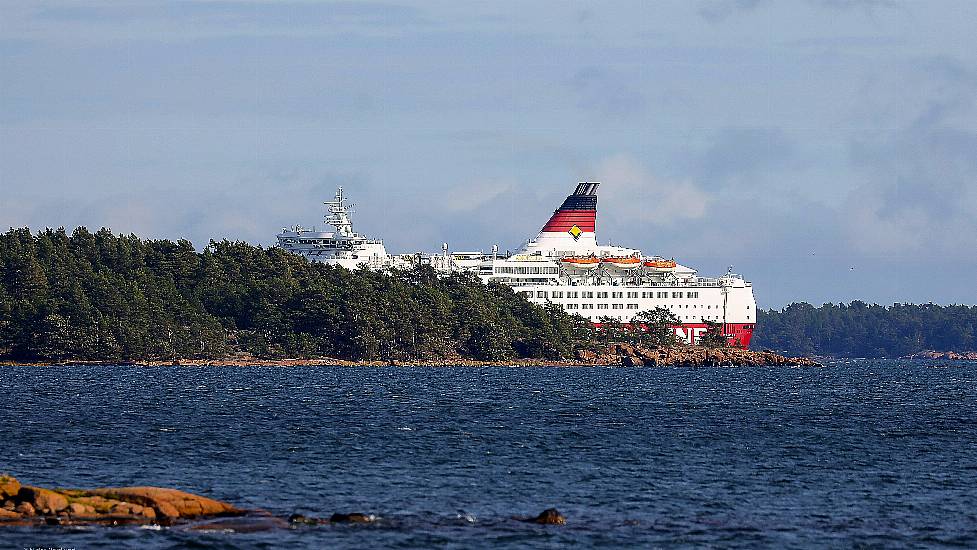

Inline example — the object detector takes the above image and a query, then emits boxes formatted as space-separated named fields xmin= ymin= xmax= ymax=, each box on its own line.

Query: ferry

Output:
xmin=276 ymin=182 xmax=757 ymax=347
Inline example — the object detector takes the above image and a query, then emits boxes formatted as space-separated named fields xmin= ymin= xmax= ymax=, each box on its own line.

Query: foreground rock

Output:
xmin=576 ymin=343 xmax=820 ymax=367
xmin=516 ymin=508 xmax=567 ymax=525
xmin=0 ymin=476 xmax=241 ymax=526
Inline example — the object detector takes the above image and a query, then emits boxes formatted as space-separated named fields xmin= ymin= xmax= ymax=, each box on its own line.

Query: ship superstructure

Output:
xmin=276 ymin=182 xmax=757 ymax=348
xmin=276 ymin=187 xmax=393 ymax=270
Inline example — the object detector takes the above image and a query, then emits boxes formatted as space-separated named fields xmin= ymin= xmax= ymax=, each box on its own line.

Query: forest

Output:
xmin=5 ymin=227 xmax=970 ymax=363
xmin=754 ymin=301 xmax=977 ymax=358
xmin=0 ymin=227 xmax=612 ymax=363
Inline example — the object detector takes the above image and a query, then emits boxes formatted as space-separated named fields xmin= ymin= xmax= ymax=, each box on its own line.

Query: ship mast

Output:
xmin=323 ymin=187 xmax=355 ymax=237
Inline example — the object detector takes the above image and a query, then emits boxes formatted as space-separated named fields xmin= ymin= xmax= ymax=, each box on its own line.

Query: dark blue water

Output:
xmin=2 ymin=361 xmax=977 ymax=548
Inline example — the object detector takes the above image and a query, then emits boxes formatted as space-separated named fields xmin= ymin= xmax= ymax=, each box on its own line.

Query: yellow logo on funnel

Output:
xmin=568 ymin=225 xmax=582 ymax=240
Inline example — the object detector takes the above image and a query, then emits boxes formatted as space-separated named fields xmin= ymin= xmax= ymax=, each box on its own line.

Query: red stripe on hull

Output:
xmin=592 ymin=322 xmax=754 ymax=349
xmin=671 ymin=323 xmax=754 ymax=348
xmin=540 ymin=210 xmax=597 ymax=232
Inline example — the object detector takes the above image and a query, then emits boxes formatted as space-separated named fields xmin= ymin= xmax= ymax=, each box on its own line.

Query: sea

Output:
xmin=1 ymin=360 xmax=976 ymax=549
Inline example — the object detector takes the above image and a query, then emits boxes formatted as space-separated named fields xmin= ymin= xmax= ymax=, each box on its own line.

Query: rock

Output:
xmin=2 ymin=500 xmax=13 ymax=511
xmin=0 ymin=475 xmax=20 ymax=499
xmin=89 ymin=487 xmax=240 ymax=520
xmin=68 ymin=502 xmax=87 ymax=515
xmin=621 ymin=355 xmax=643 ymax=367
xmin=0 ymin=508 xmax=21 ymax=520
xmin=190 ymin=516 xmax=289 ymax=532
xmin=288 ymin=513 xmax=319 ymax=525
xmin=329 ymin=512 xmax=375 ymax=523
xmin=18 ymin=486 xmax=68 ymax=514
xmin=574 ymin=349 xmax=598 ymax=362
xmin=525 ymin=508 xmax=566 ymax=525
xmin=15 ymin=502 xmax=35 ymax=516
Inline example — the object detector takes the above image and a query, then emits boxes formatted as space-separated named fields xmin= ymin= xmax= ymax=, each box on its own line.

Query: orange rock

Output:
xmin=0 ymin=508 xmax=21 ymax=520
xmin=527 ymin=508 xmax=566 ymax=525
xmin=18 ymin=486 xmax=68 ymax=514
xmin=89 ymin=487 xmax=239 ymax=520
xmin=0 ymin=476 xmax=20 ymax=499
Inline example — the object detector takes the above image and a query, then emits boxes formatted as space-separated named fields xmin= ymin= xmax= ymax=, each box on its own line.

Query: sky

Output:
xmin=1 ymin=0 xmax=975 ymax=308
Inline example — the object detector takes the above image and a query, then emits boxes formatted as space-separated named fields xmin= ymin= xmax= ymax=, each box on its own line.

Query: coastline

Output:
xmin=0 ymin=345 xmax=820 ymax=368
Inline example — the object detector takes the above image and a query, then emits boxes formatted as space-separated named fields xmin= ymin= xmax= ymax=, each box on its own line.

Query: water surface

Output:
xmin=2 ymin=361 xmax=976 ymax=548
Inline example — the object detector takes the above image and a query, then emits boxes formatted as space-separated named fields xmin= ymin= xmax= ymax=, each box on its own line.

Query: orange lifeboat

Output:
xmin=643 ymin=259 xmax=677 ymax=269
xmin=560 ymin=255 xmax=600 ymax=270
xmin=602 ymin=256 xmax=642 ymax=269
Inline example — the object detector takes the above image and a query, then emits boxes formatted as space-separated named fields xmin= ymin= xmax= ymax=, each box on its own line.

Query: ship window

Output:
xmin=537 ymin=291 xmax=547 ymax=298
xmin=627 ymin=304 xmax=638 ymax=309
xmin=597 ymin=304 xmax=609 ymax=309
xmin=597 ymin=292 xmax=608 ymax=298
xmin=612 ymin=304 xmax=623 ymax=310
xmin=583 ymin=291 xmax=594 ymax=298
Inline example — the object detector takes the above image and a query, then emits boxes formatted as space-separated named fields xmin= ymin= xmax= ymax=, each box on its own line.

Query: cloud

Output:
xmin=37 ymin=1 xmax=424 ymax=26
xmin=810 ymin=0 xmax=901 ymax=13
xmin=16 ymin=1 xmax=429 ymax=42
xmin=698 ymin=0 xmax=900 ymax=23
xmin=694 ymin=127 xmax=794 ymax=185
xmin=567 ymin=67 xmax=646 ymax=117
xmin=440 ymin=180 xmax=513 ymax=212
xmin=697 ymin=0 xmax=769 ymax=23
xmin=843 ymin=57 xmax=977 ymax=256
xmin=593 ymin=154 xmax=712 ymax=227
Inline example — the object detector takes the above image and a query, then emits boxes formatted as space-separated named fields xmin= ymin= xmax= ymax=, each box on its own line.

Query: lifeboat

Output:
xmin=602 ymin=256 xmax=642 ymax=269
xmin=560 ymin=255 xmax=600 ymax=270
xmin=643 ymin=258 xmax=677 ymax=270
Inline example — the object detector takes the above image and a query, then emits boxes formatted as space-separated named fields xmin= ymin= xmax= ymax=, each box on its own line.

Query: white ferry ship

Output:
xmin=276 ymin=182 xmax=757 ymax=347
xmin=276 ymin=188 xmax=392 ymax=270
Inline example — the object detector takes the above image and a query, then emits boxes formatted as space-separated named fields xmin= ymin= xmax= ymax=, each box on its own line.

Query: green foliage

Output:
xmin=0 ymin=227 xmax=591 ymax=363
xmin=754 ymin=301 xmax=977 ymax=358
xmin=630 ymin=307 xmax=681 ymax=347
xmin=698 ymin=319 xmax=729 ymax=349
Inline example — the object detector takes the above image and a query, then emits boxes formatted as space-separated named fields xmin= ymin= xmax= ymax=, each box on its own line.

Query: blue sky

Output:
xmin=2 ymin=0 xmax=975 ymax=307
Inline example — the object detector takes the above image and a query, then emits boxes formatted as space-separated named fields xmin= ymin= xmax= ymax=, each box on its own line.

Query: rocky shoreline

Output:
xmin=0 ymin=476 xmax=239 ymax=527
xmin=575 ymin=343 xmax=821 ymax=367
xmin=0 ymin=476 xmax=566 ymax=530
xmin=904 ymin=350 xmax=977 ymax=361
xmin=0 ymin=345 xmax=818 ymax=368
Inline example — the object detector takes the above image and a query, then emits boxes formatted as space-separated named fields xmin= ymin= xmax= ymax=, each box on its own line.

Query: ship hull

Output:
xmin=673 ymin=322 xmax=754 ymax=348
xmin=592 ymin=322 xmax=754 ymax=348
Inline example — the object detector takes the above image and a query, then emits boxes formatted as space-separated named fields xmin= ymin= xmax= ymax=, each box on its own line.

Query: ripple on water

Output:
xmin=1 ymin=361 xmax=976 ymax=548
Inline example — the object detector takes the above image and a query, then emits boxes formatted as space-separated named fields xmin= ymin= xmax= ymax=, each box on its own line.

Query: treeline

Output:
xmin=0 ymin=227 xmax=596 ymax=362
xmin=754 ymin=302 xmax=977 ymax=358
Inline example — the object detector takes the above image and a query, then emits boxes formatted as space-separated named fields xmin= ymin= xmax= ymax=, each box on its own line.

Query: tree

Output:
xmin=631 ymin=307 xmax=681 ymax=347
xmin=698 ymin=319 xmax=729 ymax=349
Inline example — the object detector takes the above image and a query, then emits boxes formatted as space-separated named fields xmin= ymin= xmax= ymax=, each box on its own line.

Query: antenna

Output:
xmin=323 ymin=186 xmax=355 ymax=237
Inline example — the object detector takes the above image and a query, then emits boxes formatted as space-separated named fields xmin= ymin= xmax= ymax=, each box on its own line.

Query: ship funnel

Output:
xmin=573 ymin=182 xmax=600 ymax=196
xmin=524 ymin=181 xmax=600 ymax=254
